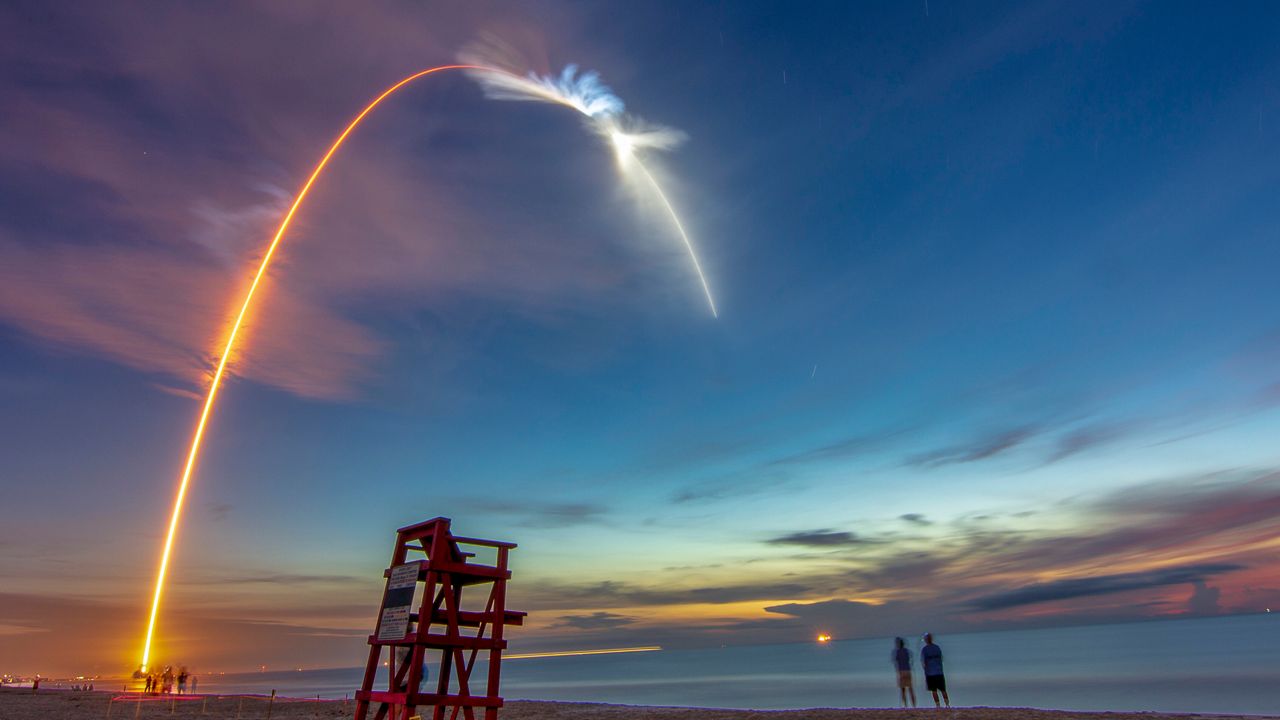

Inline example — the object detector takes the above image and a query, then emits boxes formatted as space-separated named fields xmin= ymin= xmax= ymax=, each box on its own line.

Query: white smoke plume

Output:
xmin=458 ymin=36 xmax=715 ymax=317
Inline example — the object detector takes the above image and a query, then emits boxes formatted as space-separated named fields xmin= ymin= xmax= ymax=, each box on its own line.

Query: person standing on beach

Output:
xmin=892 ymin=637 xmax=917 ymax=707
xmin=920 ymin=633 xmax=950 ymax=708
xmin=190 ymin=675 xmax=198 ymax=694
xmin=178 ymin=668 xmax=187 ymax=694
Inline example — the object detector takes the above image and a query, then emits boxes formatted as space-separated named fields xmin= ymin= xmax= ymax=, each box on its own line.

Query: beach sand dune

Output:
xmin=3 ymin=689 xmax=1275 ymax=720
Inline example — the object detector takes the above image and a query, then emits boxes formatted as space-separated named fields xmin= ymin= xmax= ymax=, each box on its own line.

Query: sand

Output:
xmin=2 ymin=688 xmax=1275 ymax=720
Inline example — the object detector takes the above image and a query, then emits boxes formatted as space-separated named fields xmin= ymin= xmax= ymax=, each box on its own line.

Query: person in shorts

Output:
xmin=891 ymin=636 xmax=916 ymax=707
xmin=920 ymin=632 xmax=950 ymax=707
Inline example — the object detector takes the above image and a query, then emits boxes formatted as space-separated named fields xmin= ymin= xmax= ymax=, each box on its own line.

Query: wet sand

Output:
xmin=3 ymin=688 xmax=1276 ymax=720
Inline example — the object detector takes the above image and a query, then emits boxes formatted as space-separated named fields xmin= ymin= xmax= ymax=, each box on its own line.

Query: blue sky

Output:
xmin=2 ymin=1 xmax=1279 ymax=676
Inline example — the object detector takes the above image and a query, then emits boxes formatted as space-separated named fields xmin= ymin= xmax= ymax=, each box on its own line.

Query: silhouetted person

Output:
xmin=396 ymin=642 xmax=428 ymax=694
xmin=892 ymin=636 xmax=916 ymax=707
xmin=921 ymin=632 xmax=950 ymax=707
xmin=190 ymin=675 xmax=198 ymax=694
xmin=144 ymin=675 xmax=153 ymax=694
xmin=178 ymin=668 xmax=187 ymax=694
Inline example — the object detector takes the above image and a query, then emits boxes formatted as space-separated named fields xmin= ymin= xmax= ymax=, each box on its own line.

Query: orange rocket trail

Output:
xmin=138 ymin=64 xmax=503 ymax=672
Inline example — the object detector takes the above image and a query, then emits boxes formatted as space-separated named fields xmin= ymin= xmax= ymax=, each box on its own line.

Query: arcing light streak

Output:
xmin=462 ymin=57 xmax=718 ymax=317
xmin=630 ymin=156 xmax=718 ymax=318
xmin=139 ymin=64 xmax=491 ymax=672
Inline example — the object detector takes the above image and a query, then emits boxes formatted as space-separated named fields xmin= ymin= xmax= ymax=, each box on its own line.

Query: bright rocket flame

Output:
xmin=462 ymin=50 xmax=718 ymax=317
xmin=610 ymin=129 xmax=635 ymax=161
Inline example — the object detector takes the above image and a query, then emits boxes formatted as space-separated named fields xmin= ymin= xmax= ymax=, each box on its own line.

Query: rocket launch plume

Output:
xmin=141 ymin=55 xmax=718 ymax=671
xmin=139 ymin=64 xmax=490 ymax=672
xmin=460 ymin=43 xmax=719 ymax=317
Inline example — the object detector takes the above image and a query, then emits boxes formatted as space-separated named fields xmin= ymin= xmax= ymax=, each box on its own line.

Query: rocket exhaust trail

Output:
xmin=138 ymin=64 xmax=494 ymax=672
xmin=462 ymin=57 xmax=718 ymax=317
xmin=632 ymin=157 xmax=718 ymax=318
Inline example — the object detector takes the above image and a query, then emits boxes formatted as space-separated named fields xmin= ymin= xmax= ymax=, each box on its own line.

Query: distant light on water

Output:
xmin=505 ymin=646 xmax=662 ymax=660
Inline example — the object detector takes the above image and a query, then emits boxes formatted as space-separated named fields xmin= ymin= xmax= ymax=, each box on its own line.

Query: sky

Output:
xmin=2 ymin=0 xmax=1280 ymax=678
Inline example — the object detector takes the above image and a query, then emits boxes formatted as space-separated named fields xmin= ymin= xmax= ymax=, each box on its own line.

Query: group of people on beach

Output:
xmin=890 ymin=633 xmax=949 ymax=708
xmin=141 ymin=666 xmax=195 ymax=695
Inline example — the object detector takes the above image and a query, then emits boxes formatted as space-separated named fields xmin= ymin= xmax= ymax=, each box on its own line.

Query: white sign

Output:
xmin=377 ymin=562 xmax=419 ymax=641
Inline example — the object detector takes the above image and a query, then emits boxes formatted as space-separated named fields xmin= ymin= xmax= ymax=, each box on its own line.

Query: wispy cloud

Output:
xmin=456 ymin=499 xmax=608 ymax=528
xmin=550 ymin=611 xmax=636 ymax=630
xmin=1047 ymin=420 xmax=1134 ymax=462
xmin=968 ymin=563 xmax=1245 ymax=611
xmin=907 ymin=425 xmax=1038 ymax=467
xmin=765 ymin=529 xmax=869 ymax=548
xmin=520 ymin=578 xmax=827 ymax=610
xmin=510 ymin=469 xmax=1280 ymax=646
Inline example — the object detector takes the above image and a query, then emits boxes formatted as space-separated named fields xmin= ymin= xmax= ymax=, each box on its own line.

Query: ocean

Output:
xmin=190 ymin=613 xmax=1278 ymax=715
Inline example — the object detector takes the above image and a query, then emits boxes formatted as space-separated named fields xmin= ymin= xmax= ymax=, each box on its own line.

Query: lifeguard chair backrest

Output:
xmin=396 ymin=517 xmax=467 ymax=564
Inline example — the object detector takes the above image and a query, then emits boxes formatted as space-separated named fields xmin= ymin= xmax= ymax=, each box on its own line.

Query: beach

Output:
xmin=4 ymin=689 xmax=1277 ymax=720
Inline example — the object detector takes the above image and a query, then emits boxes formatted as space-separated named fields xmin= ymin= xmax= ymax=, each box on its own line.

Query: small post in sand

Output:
xmin=235 ymin=697 xmax=243 ymax=720
xmin=265 ymin=689 xmax=276 ymax=720
xmin=201 ymin=696 xmax=207 ymax=715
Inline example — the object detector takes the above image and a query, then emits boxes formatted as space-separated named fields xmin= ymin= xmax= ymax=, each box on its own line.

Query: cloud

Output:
xmin=765 ymin=529 xmax=867 ymax=547
xmin=1186 ymin=580 xmax=1221 ymax=615
xmin=176 ymin=572 xmax=365 ymax=587
xmin=549 ymin=611 xmax=635 ymax=630
xmin=907 ymin=425 xmax=1038 ymax=466
xmin=1047 ymin=420 xmax=1134 ymax=462
xmin=767 ymin=427 xmax=913 ymax=467
xmin=670 ymin=470 xmax=794 ymax=504
xmin=968 ymin=563 xmax=1245 ymax=611
xmin=993 ymin=470 xmax=1280 ymax=573
xmin=519 ymin=578 xmax=827 ymax=610
xmin=763 ymin=598 xmax=928 ymax=629
xmin=667 ymin=428 xmax=909 ymax=504
xmin=520 ymin=470 xmax=1280 ymax=637
xmin=461 ymin=499 xmax=607 ymax=528
xmin=0 ymin=623 xmax=50 ymax=636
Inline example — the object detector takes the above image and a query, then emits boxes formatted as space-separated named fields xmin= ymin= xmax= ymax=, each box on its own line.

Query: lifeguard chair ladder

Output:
xmin=354 ymin=517 xmax=525 ymax=720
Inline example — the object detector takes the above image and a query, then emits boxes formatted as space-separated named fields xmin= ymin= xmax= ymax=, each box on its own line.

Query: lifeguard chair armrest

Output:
xmin=451 ymin=535 xmax=518 ymax=549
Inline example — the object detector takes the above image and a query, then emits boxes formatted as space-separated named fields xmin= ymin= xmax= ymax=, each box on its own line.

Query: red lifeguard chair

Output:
xmin=354 ymin=517 xmax=525 ymax=720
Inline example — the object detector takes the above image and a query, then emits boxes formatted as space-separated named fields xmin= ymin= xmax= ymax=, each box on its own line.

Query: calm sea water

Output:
xmin=192 ymin=613 xmax=1279 ymax=715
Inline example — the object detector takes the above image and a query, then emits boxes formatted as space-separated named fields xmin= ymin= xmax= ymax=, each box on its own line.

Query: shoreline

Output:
xmin=3 ymin=689 xmax=1278 ymax=720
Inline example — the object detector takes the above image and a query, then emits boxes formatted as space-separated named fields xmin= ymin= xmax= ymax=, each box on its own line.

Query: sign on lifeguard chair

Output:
xmin=354 ymin=517 xmax=525 ymax=720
